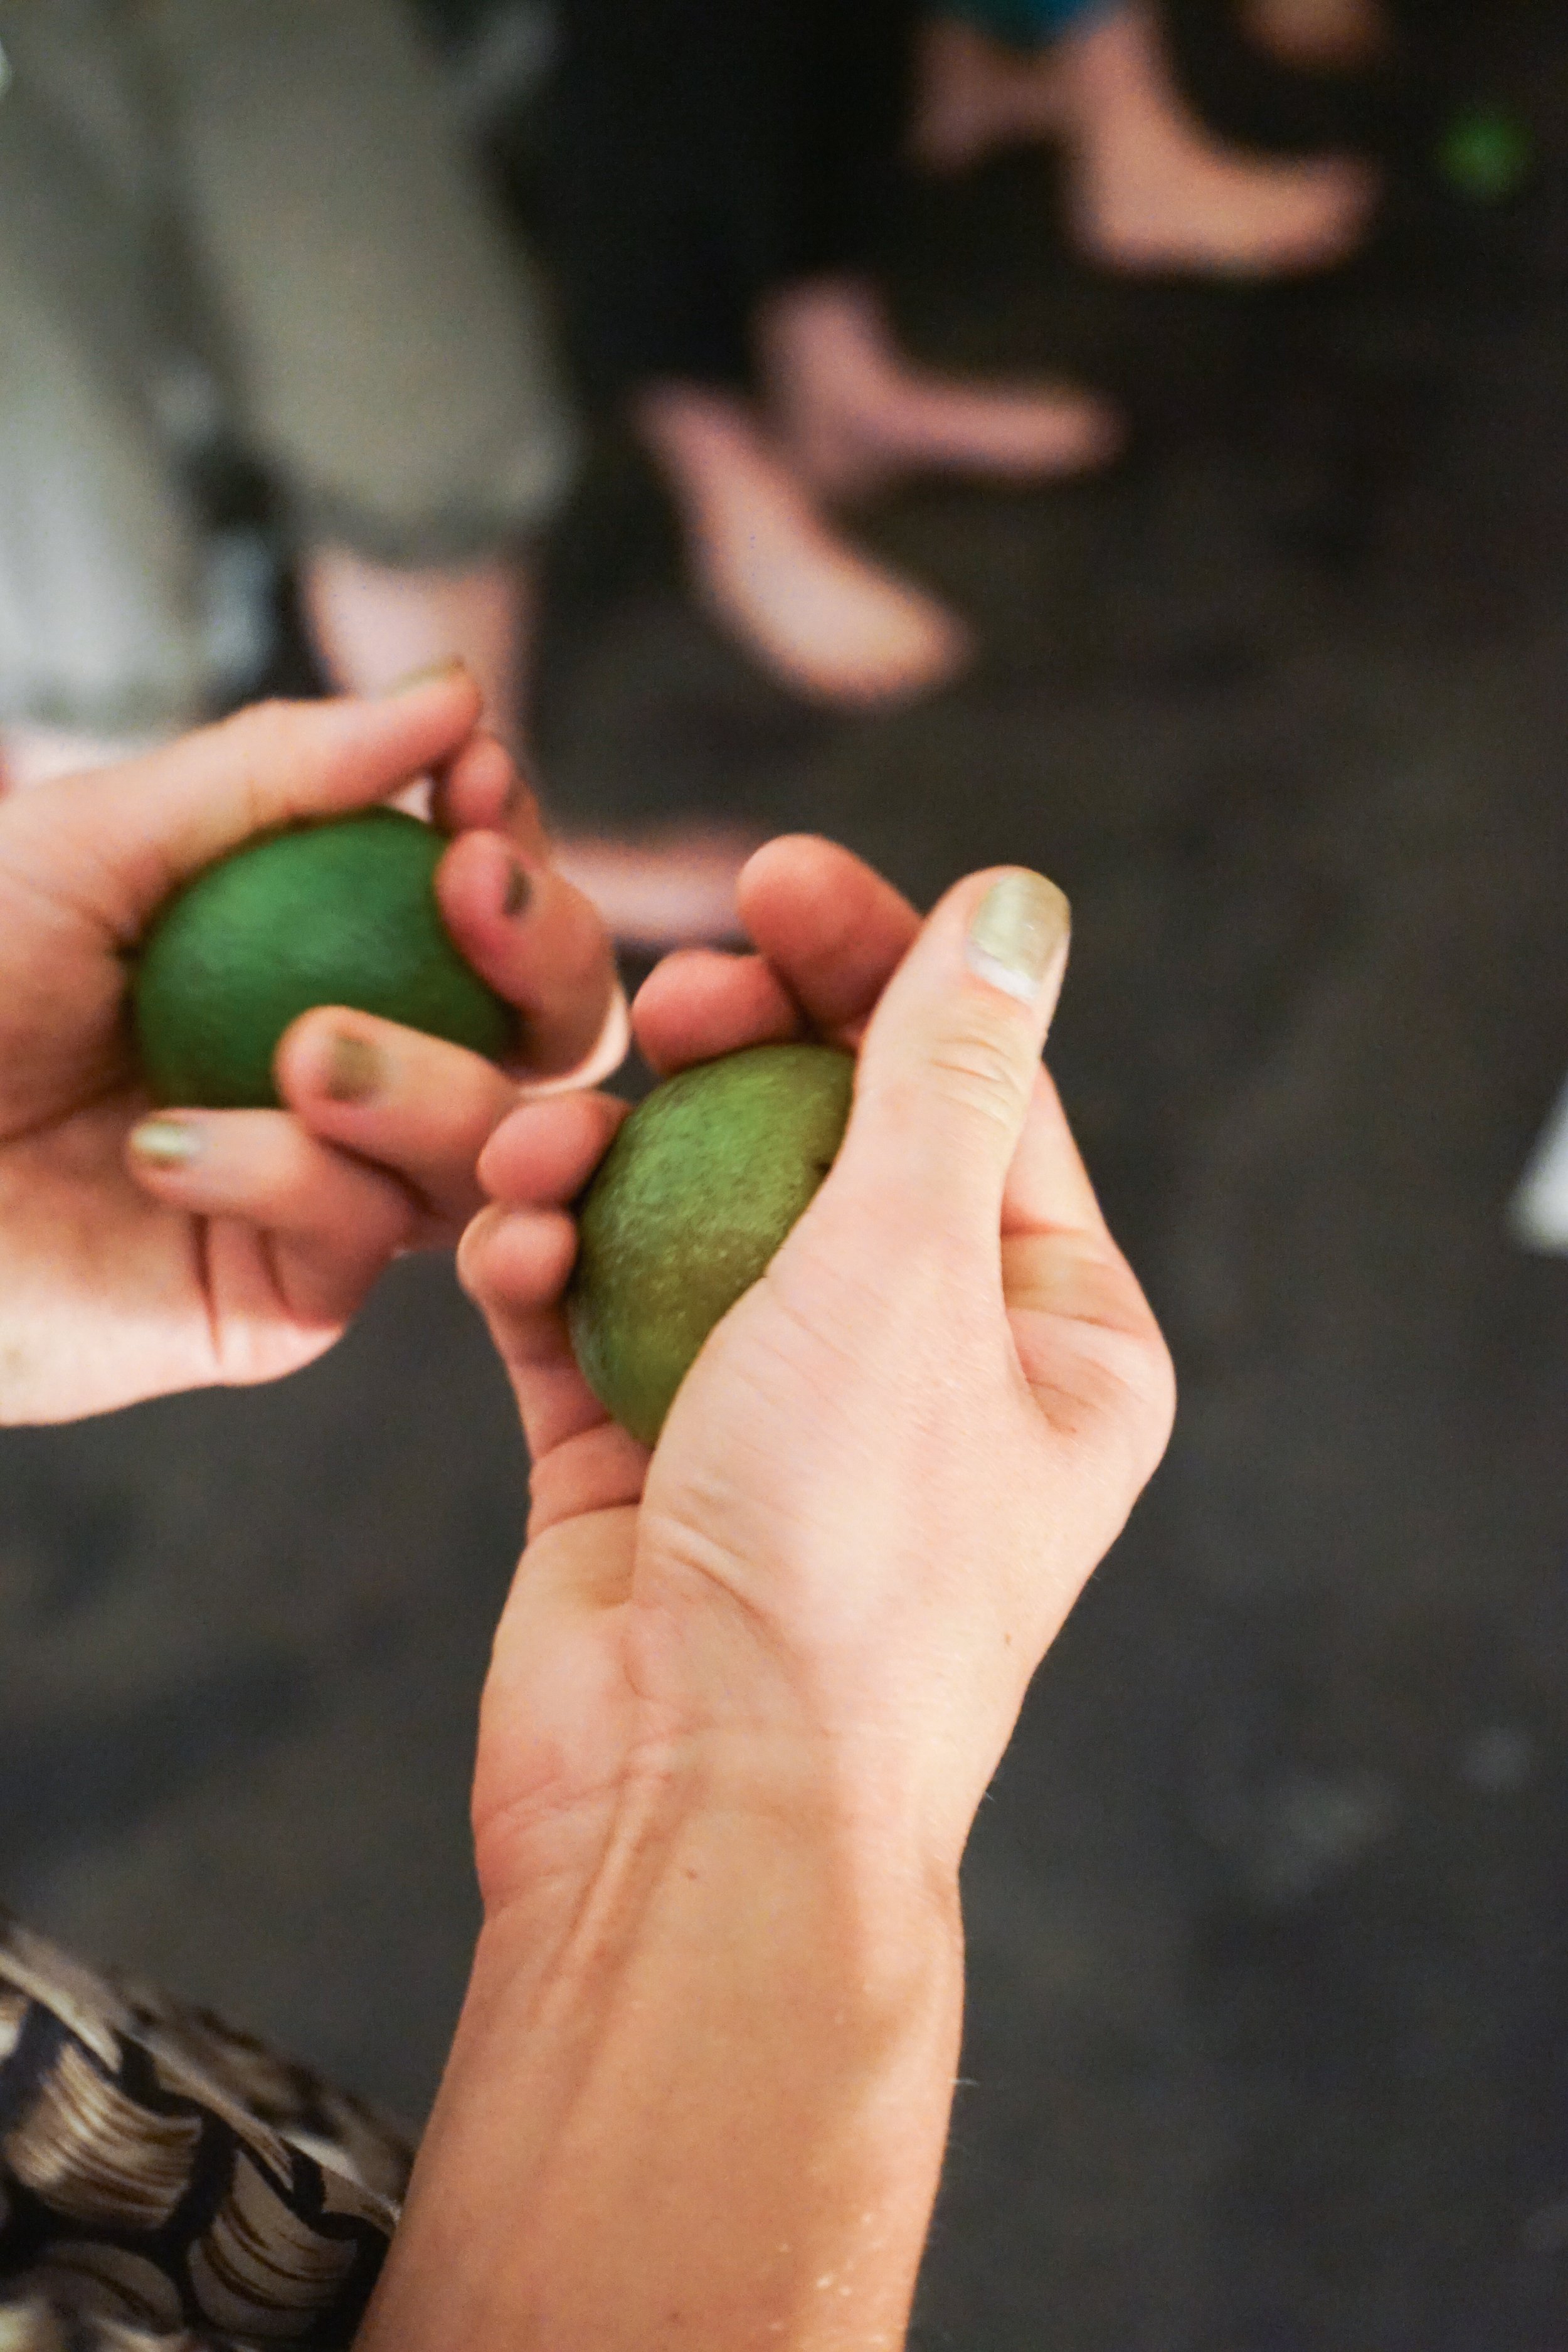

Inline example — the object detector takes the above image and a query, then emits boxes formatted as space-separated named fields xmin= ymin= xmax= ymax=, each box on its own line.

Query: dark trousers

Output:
xmin=546 ymin=0 xmax=919 ymax=401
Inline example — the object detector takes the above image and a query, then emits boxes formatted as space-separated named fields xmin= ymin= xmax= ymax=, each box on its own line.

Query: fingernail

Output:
xmin=501 ymin=859 xmax=532 ymax=920
xmin=130 ymin=1117 xmax=203 ymax=1168
xmin=965 ymin=872 xmax=1070 ymax=1006
xmin=323 ymin=1032 xmax=385 ymax=1103
xmin=380 ymin=656 xmax=469 ymax=697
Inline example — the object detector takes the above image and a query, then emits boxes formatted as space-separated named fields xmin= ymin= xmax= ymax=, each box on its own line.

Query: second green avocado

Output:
xmin=568 ymin=1041 xmax=855 ymax=1446
xmin=132 ymin=808 xmax=516 ymax=1109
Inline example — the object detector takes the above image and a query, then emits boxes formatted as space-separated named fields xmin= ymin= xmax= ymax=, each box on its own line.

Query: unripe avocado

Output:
xmin=568 ymin=1041 xmax=854 ymax=1446
xmin=132 ymin=808 xmax=515 ymax=1108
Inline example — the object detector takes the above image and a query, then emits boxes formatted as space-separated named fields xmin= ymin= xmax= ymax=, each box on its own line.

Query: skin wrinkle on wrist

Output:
xmin=473 ymin=1708 xmax=968 ymax=1954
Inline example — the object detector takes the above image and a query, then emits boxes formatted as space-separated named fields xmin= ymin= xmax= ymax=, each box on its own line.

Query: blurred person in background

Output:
xmin=914 ymin=0 xmax=1385 ymax=270
xmin=0 ymin=0 xmax=736 ymax=945
xmin=544 ymin=0 xmax=1122 ymax=713
xmin=0 ymin=677 xmax=1173 ymax=2351
xmin=543 ymin=0 xmax=1385 ymax=716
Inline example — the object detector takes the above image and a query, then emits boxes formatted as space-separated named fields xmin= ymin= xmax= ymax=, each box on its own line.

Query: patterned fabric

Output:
xmin=0 ymin=1915 xmax=415 ymax=2352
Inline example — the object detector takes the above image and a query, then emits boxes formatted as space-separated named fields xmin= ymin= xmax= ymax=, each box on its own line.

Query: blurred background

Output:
xmin=3 ymin=0 xmax=1568 ymax=2343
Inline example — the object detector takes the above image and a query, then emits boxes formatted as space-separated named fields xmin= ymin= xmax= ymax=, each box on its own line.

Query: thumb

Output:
xmin=47 ymin=668 xmax=483 ymax=946
xmin=832 ymin=867 xmax=1071 ymax=1250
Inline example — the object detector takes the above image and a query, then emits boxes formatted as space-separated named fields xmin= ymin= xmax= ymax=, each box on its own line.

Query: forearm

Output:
xmin=360 ymin=1760 xmax=965 ymax=2351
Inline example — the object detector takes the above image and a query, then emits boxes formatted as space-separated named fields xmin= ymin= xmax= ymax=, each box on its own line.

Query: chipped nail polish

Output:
xmin=324 ymin=1032 xmax=384 ymax=1103
xmin=129 ymin=1118 xmax=203 ymax=1168
xmin=965 ymin=872 xmax=1070 ymax=1006
xmin=379 ymin=656 xmax=469 ymax=697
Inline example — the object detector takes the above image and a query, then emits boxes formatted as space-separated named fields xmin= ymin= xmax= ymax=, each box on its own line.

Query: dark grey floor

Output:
xmin=6 ymin=5 xmax=1568 ymax=2345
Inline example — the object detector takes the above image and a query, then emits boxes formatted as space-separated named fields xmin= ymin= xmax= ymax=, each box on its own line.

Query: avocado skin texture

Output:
xmin=569 ymin=1041 xmax=855 ymax=1447
xmin=132 ymin=808 xmax=516 ymax=1109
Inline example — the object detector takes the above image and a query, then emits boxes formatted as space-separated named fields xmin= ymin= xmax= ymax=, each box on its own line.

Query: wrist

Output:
xmin=472 ymin=1719 xmax=964 ymax=1964
xmin=368 ymin=1749 xmax=964 ymax=2351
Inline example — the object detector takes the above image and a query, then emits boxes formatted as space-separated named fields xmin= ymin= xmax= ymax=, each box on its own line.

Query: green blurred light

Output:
xmin=1439 ymin=107 xmax=1533 ymax=203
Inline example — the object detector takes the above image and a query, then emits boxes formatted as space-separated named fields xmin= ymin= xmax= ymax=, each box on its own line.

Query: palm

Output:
xmin=464 ymin=838 xmax=1173 ymax=1904
xmin=474 ymin=1508 xmax=645 ymax=1894
xmin=472 ymin=1200 xmax=1066 ymax=1877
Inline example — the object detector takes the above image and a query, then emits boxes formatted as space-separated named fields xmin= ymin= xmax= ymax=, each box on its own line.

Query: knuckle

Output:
xmin=226 ymin=695 xmax=298 ymax=755
xmin=455 ymin=1204 xmax=504 ymax=1297
xmin=926 ymin=1012 xmax=1029 ymax=1131
xmin=1112 ymin=1329 xmax=1178 ymax=1480
xmin=218 ymin=698 xmax=302 ymax=826
xmin=1036 ymin=1320 xmax=1176 ymax=1490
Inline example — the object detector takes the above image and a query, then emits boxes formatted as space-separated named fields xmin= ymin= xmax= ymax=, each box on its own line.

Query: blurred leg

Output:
xmin=300 ymin=549 xmax=529 ymax=752
xmin=550 ymin=0 xmax=972 ymax=708
xmin=912 ymin=11 xmax=1078 ymax=167
xmin=148 ymin=0 xmax=747 ymax=946
xmin=145 ymin=0 xmax=577 ymax=738
xmin=0 ymin=10 xmax=210 ymax=785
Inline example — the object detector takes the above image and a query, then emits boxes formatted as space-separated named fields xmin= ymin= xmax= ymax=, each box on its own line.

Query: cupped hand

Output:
xmin=459 ymin=836 xmax=1175 ymax=1919
xmin=0 ymin=674 xmax=623 ymax=1426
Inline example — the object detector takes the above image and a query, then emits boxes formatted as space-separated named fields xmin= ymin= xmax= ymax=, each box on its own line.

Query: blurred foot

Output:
xmin=1242 ymin=0 xmax=1392 ymax=73
xmin=635 ymin=384 xmax=969 ymax=708
xmin=911 ymin=18 xmax=1071 ymax=173
xmin=760 ymin=278 xmax=1119 ymax=502
xmin=553 ymin=825 xmax=755 ymax=952
xmin=1064 ymin=1 xmax=1377 ymax=275
xmin=914 ymin=3 xmax=1376 ymax=277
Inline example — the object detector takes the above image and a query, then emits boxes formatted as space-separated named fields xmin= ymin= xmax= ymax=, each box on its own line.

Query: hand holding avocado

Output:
xmin=388 ymin=837 xmax=1173 ymax=2352
xmin=457 ymin=835 xmax=1173 ymax=1920
xmin=0 ymin=674 xmax=621 ymax=1426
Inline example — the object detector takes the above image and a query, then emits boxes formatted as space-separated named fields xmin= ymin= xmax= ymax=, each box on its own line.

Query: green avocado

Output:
xmin=131 ymin=808 xmax=515 ymax=1109
xmin=568 ymin=1041 xmax=855 ymax=1446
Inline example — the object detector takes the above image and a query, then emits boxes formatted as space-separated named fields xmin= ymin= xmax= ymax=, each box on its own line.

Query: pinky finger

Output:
xmin=457 ymin=1201 xmax=623 ymax=1466
xmin=127 ymin=1109 xmax=417 ymax=1325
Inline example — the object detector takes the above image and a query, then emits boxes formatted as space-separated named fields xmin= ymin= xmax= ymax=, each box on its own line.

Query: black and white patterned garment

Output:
xmin=0 ymin=1913 xmax=414 ymax=2352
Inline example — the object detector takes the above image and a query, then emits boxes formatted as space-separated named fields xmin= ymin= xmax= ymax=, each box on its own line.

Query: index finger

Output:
xmin=737 ymin=835 xmax=921 ymax=1038
xmin=632 ymin=835 xmax=921 ymax=1074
